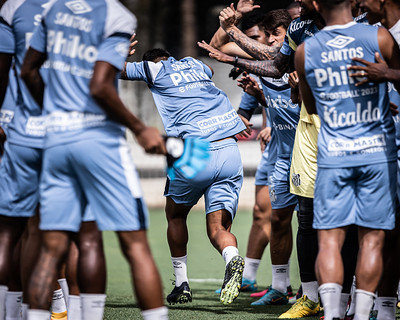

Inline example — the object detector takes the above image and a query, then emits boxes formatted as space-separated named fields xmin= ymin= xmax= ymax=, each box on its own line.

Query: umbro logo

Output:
xmin=326 ymin=35 xmax=355 ymax=49
xmin=41 ymin=2 xmax=52 ymax=9
xmin=65 ymin=0 xmax=92 ymax=14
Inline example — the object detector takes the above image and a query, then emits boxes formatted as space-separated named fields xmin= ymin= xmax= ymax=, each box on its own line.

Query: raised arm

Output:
xmin=198 ymin=40 xmax=289 ymax=78
xmin=209 ymin=0 xmax=260 ymax=48
xmin=90 ymin=61 xmax=166 ymax=155
xmin=223 ymin=24 xmax=281 ymax=61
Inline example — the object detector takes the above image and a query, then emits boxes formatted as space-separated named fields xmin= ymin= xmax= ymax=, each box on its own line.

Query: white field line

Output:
xmin=189 ymin=278 xmax=222 ymax=283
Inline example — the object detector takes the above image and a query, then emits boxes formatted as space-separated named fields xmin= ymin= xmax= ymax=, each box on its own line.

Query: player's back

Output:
xmin=127 ymin=56 xmax=246 ymax=141
xmin=29 ymin=0 xmax=136 ymax=147
xmin=304 ymin=21 xmax=396 ymax=168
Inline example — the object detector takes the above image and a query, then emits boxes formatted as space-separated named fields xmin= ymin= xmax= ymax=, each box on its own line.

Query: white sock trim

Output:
xmin=27 ymin=309 xmax=51 ymax=320
xmin=141 ymin=306 xmax=168 ymax=320
xmin=222 ymin=246 xmax=239 ymax=266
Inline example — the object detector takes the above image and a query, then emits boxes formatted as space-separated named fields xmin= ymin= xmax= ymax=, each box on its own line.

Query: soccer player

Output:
xmin=21 ymin=0 xmax=168 ymax=319
xmin=347 ymin=1 xmax=400 ymax=318
xmin=295 ymin=0 xmax=400 ymax=319
xmin=209 ymin=6 xmax=277 ymax=294
xmin=0 ymin=1 xmax=52 ymax=318
xmin=202 ymin=6 xmax=303 ymax=311
xmin=123 ymin=48 xmax=247 ymax=305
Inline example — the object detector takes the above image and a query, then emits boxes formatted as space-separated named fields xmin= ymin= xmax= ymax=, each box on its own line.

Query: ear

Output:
xmin=313 ymin=0 xmax=320 ymax=12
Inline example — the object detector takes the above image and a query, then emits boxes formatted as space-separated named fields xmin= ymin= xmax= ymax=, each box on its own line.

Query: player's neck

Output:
xmin=382 ymin=5 xmax=400 ymax=29
xmin=321 ymin=8 xmax=353 ymax=27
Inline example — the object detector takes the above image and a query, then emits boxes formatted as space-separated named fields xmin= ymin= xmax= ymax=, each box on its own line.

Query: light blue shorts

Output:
xmin=255 ymin=148 xmax=274 ymax=186
xmin=0 ymin=142 xmax=42 ymax=217
xmin=269 ymin=157 xmax=298 ymax=210
xmin=164 ymin=138 xmax=243 ymax=220
xmin=40 ymin=136 xmax=148 ymax=232
xmin=313 ymin=162 xmax=397 ymax=230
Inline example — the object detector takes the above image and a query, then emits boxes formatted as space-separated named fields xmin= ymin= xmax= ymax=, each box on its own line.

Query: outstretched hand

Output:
xmin=219 ymin=4 xmax=237 ymax=32
xmin=237 ymin=114 xmax=253 ymax=138
xmin=128 ymin=33 xmax=138 ymax=57
xmin=237 ymin=74 xmax=262 ymax=98
xmin=197 ymin=41 xmax=234 ymax=64
xmin=348 ymin=52 xmax=389 ymax=86
xmin=236 ymin=0 xmax=261 ymax=16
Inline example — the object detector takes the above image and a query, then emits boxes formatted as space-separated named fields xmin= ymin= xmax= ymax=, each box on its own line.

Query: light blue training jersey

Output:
xmin=280 ymin=17 xmax=320 ymax=57
xmin=125 ymin=57 xmax=246 ymax=142
xmin=0 ymin=0 xmax=49 ymax=148
xmin=260 ymin=75 xmax=300 ymax=158
xmin=238 ymin=91 xmax=277 ymax=167
xmin=28 ymin=0 xmax=136 ymax=148
xmin=0 ymin=68 xmax=17 ymax=133
xmin=304 ymin=21 xmax=396 ymax=168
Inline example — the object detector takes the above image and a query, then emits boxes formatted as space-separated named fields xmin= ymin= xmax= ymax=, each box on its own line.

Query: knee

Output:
xmin=79 ymin=231 xmax=103 ymax=253
xmin=253 ymin=204 xmax=270 ymax=224
xmin=43 ymin=235 xmax=69 ymax=260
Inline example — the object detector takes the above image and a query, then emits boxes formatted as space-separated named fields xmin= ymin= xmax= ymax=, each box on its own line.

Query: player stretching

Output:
xmin=123 ymin=48 xmax=247 ymax=305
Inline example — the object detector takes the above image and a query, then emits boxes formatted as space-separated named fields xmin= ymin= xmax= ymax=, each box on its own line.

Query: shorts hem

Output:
xmin=206 ymin=205 xmax=235 ymax=220
xmin=165 ymin=195 xmax=198 ymax=207
xmin=0 ymin=211 xmax=35 ymax=218
xmin=40 ymin=224 xmax=80 ymax=232
xmin=313 ymin=222 xmax=395 ymax=230
xmin=271 ymin=200 xmax=298 ymax=210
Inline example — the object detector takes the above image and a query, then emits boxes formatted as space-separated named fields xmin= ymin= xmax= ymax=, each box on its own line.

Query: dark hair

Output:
xmin=262 ymin=9 xmax=292 ymax=31
xmin=315 ymin=0 xmax=349 ymax=10
xmin=286 ymin=1 xmax=300 ymax=10
xmin=241 ymin=10 xmax=265 ymax=32
xmin=142 ymin=48 xmax=172 ymax=62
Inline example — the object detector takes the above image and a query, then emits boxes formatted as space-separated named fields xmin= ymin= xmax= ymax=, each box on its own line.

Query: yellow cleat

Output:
xmin=51 ymin=311 xmax=67 ymax=320
xmin=278 ymin=295 xmax=320 ymax=319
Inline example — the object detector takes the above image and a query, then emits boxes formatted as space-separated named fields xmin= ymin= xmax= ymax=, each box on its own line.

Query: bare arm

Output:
xmin=20 ymin=48 xmax=46 ymax=108
xmin=90 ymin=61 xmax=166 ymax=154
xmin=209 ymin=0 xmax=260 ymax=50
xmin=225 ymin=25 xmax=281 ymax=60
xmin=295 ymin=43 xmax=316 ymax=114
xmin=0 ymin=53 xmax=12 ymax=108
xmin=198 ymin=41 xmax=289 ymax=78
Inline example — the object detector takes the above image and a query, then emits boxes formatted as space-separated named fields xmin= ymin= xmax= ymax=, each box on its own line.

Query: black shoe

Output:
xmin=167 ymin=282 xmax=192 ymax=305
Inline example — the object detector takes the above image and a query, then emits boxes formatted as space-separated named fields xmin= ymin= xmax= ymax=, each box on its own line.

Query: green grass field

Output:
xmin=102 ymin=208 xmax=400 ymax=319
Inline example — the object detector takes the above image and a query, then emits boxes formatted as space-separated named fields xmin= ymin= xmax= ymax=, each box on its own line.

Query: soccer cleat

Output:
xmin=278 ymin=295 xmax=320 ymax=318
xmin=251 ymin=285 xmax=293 ymax=298
xmin=240 ymin=278 xmax=257 ymax=292
xmin=167 ymin=282 xmax=192 ymax=305
xmin=215 ymin=277 xmax=256 ymax=294
xmin=51 ymin=311 xmax=67 ymax=320
xmin=251 ymin=286 xmax=289 ymax=306
xmin=251 ymin=288 xmax=269 ymax=298
xmin=219 ymin=255 xmax=245 ymax=305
